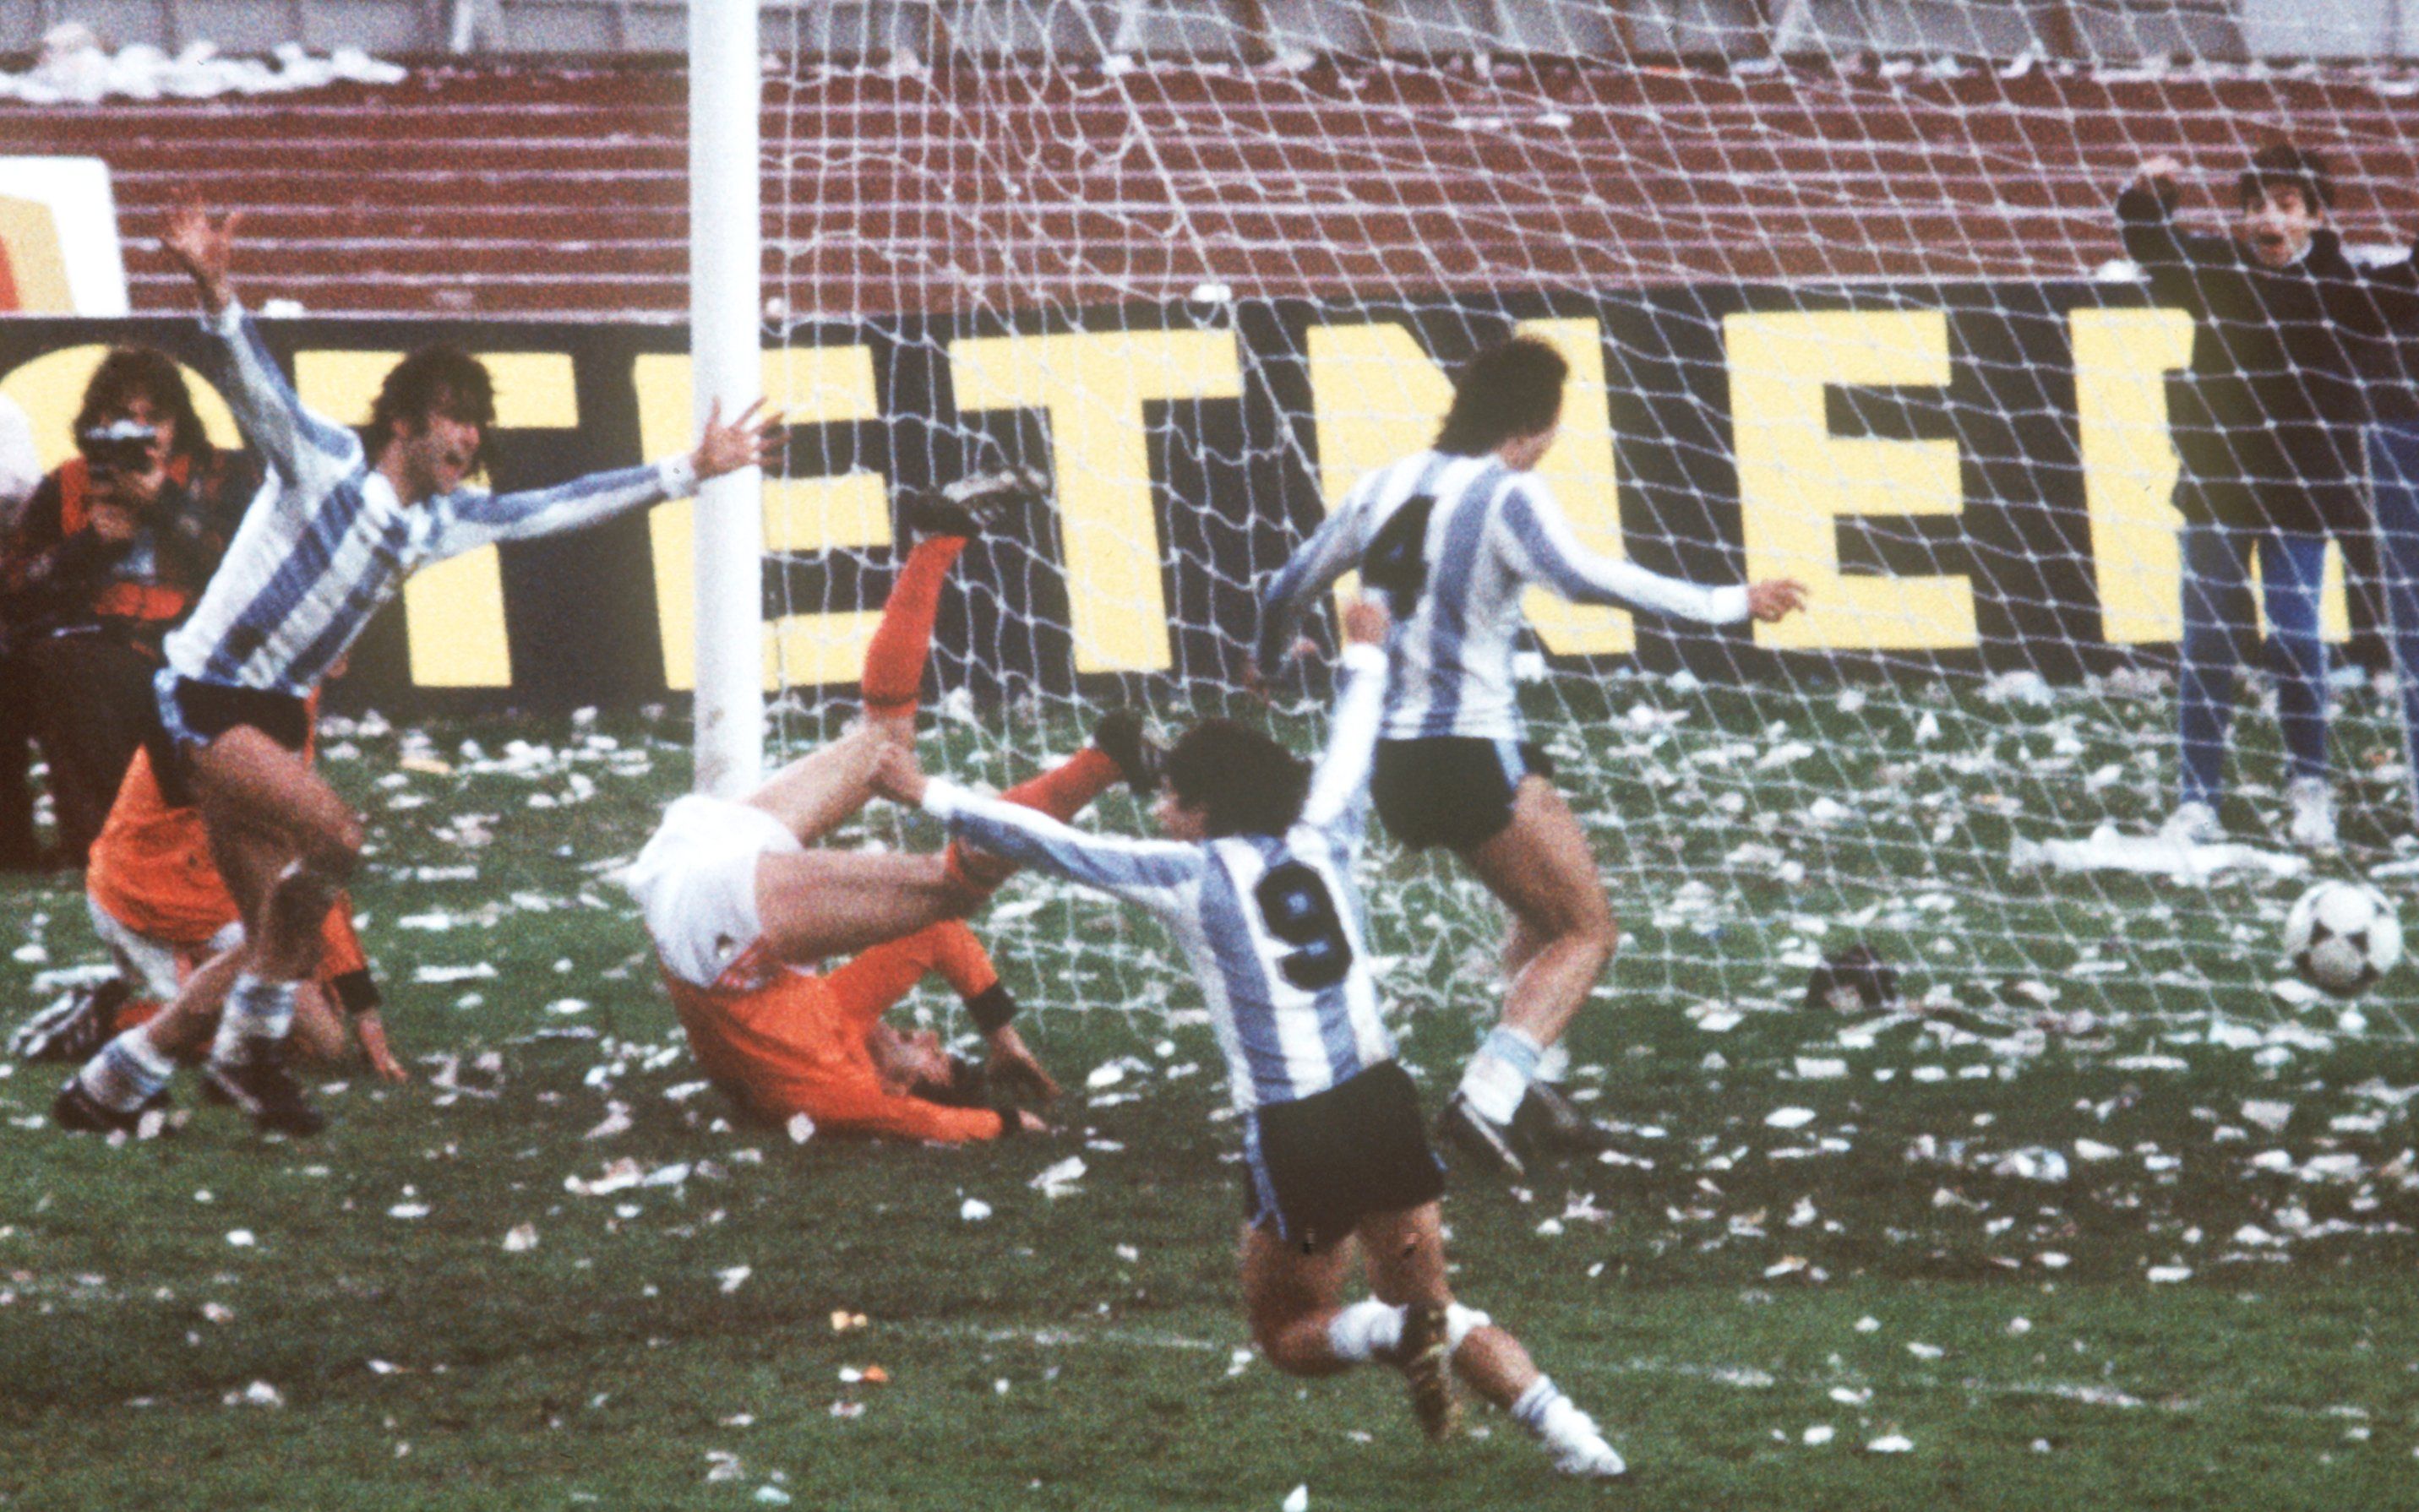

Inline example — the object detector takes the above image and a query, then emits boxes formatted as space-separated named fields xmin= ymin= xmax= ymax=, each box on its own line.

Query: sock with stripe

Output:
xmin=79 ymin=1026 xmax=177 ymax=1113
xmin=1512 ymin=1375 xmax=1571 ymax=1435
xmin=210 ymin=975 xmax=297 ymax=1065
xmin=1457 ymin=1024 xmax=1545 ymax=1125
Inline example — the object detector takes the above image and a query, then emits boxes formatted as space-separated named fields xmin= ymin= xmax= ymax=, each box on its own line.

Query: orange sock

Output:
xmin=862 ymin=535 xmax=967 ymax=721
xmin=945 ymin=746 xmax=1122 ymax=890
xmin=113 ymin=998 xmax=163 ymax=1034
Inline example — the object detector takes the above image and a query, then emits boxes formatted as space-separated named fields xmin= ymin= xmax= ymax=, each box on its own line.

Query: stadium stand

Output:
xmin=0 ymin=53 xmax=2416 ymax=321
xmin=0 ymin=0 xmax=2407 ymax=62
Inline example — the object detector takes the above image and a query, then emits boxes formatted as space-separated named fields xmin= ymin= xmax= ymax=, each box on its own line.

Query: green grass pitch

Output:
xmin=3 ymin=678 xmax=2417 ymax=1510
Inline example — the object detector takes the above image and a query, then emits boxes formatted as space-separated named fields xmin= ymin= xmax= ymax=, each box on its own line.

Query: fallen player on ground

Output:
xmin=625 ymin=473 xmax=1158 ymax=1141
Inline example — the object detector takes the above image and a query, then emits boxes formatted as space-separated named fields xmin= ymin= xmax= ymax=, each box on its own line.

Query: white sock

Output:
xmin=1457 ymin=1025 xmax=1545 ymax=1124
xmin=211 ymin=976 xmax=297 ymax=1063
xmin=1324 ymin=1300 xmax=1403 ymax=1364
xmin=1444 ymin=1303 xmax=1490 ymax=1353
xmin=1534 ymin=1041 xmax=1571 ymax=1085
xmin=79 ymin=1028 xmax=176 ymax=1112
xmin=1512 ymin=1375 xmax=1567 ymax=1434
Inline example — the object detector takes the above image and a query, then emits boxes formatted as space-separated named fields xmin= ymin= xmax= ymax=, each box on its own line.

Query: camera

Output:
xmin=76 ymin=418 xmax=159 ymax=480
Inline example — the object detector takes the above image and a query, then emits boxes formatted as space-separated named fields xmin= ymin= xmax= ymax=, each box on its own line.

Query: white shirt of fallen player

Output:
xmin=920 ymin=642 xmax=1394 ymax=1112
xmin=1256 ymin=449 xmax=1751 ymax=742
xmin=163 ymin=301 xmax=699 ymax=697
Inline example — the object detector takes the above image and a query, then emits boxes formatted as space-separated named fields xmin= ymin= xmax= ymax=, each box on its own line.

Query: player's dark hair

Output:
xmin=74 ymin=345 xmax=210 ymax=465
xmin=364 ymin=345 xmax=496 ymax=470
xmin=1163 ymin=719 xmax=1310 ymax=839
xmin=2238 ymin=141 xmax=2335 ymax=213
xmin=1433 ymin=334 xmax=1568 ymax=456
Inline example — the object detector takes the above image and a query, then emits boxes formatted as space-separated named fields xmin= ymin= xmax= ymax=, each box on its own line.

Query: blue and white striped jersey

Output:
xmin=1256 ymin=449 xmax=1751 ymax=742
xmin=923 ymin=644 xmax=1394 ymax=1112
xmin=163 ymin=302 xmax=699 ymax=696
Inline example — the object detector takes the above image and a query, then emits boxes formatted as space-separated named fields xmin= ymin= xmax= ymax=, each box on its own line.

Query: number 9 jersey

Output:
xmin=918 ymin=644 xmax=1396 ymax=1112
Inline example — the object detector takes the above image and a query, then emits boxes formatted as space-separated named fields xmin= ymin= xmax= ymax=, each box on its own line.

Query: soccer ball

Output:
xmin=2282 ymin=881 xmax=2403 ymax=998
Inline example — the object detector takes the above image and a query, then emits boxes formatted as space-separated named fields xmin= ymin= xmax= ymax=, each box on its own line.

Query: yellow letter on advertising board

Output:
xmin=2070 ymin=306 xmax=2348 ymax=643
xmin=636 ymin=346 xmax=891 ymax=691
xmin=296 ymin=350 xmax=575 ymax=688
xmin=2072 ymin=308 xmax=2193 ymax=645
xmin=1726 ymin=309 xmax=1974 ymax=650
xmin=948 ymin=328 xmax=1243 ymax=674
xmin=0 ymin=196 xmax=73 ymax=313
xmin=1305 ymin=318 xmax=1632 ymax=655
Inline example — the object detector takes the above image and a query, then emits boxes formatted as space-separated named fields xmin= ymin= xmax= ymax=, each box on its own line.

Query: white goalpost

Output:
xmin=688 ymin=0 xmax=765 ymax=798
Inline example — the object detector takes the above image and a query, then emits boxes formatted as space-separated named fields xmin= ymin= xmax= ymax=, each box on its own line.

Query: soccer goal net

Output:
xmin=749 ymin=6 xmax=2419 ymax=1047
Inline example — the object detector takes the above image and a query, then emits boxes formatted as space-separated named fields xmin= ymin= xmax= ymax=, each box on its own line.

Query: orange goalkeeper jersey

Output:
xmin=85 ymin=746 xmax=365 ymax=977
xmin=662 ymin=922 xmax=1008 ymax=1143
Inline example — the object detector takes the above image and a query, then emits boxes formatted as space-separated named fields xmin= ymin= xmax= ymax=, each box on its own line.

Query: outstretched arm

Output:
xmin=164 ymin=200 xmax=357 ymax=486
xmin=877 ymin=744 xmax=1201 ymax=906
xmin=1499 ymin=481 xmax=1802 ymax=624
xmin=804 ymin=1073 xmax=1038 ymax=1143
xmin=425 ymin=399 xmax=781 ymax=559
xmin=1299 ymin=598 xmax=1392 ymax=840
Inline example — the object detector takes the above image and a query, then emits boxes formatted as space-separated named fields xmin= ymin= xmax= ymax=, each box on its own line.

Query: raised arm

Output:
xmin=425 ymin=399 xmax=779 ymax=560
xmin=162 ymin=201 xmax=357 ymax=487
xmin=2114 ymin=156 xmax=2238 ymax=284
xmin=1299 ymin=600 xmax=1392 ymax=840
xmin=1498 ymin=478 xmax=1802 ymax=625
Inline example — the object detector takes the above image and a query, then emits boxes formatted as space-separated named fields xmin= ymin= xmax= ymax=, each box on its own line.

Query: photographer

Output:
xmin=0 ymin=348 xmax=248 ymax=866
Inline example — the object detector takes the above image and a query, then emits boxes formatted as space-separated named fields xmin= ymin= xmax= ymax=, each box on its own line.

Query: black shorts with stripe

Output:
xmin=1370 ymin=735 xmax=1555 ymax=852
xmin=146 ymin=671 xmax=310 ymax=808
xmin=1241 ymin=1061 xmax=1446 ymax=1254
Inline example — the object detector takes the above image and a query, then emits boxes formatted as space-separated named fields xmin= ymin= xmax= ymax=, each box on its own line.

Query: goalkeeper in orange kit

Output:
xmin=627 ymin=474 xmax=1159 ymax=1141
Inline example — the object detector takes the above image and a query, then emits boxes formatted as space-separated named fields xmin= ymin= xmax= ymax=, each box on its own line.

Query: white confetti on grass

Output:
xmin=1866 ymin=1433 xmax=1915 ymax=1454
xmin=1765 ymin=1107 xmax=1817 ymax=1130
xmin=502 ymin=1224 xmax=539 ymax=1253
xmin=1030 ymin=1157 xmax=1086 ymax=1198
xmin=412 ymin=963 xmax=497 ymax=984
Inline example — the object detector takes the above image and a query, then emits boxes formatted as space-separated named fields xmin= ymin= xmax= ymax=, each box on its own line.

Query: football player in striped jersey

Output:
xmin=878 ymin=599 xmax=1628 ymax=1477
xmin=1255 ymin=334 xmax=1805 ymax=1174
xmin=133 ymin=201 xmax=777 ymax=1134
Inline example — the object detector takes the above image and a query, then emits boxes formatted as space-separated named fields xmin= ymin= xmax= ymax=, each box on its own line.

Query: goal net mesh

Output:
xmin=752 ymin=6 xmax=2419 ymax=1050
